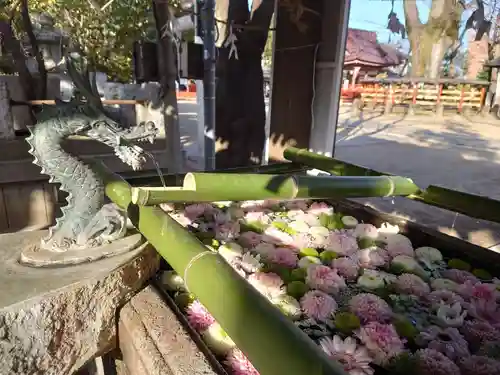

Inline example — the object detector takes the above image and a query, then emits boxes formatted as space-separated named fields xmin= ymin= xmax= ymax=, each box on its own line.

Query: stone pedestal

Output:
xmin=0 ymin=230 xmax=160 ymax=375
xmin=118 ymin=286 xmax=219 ymax=375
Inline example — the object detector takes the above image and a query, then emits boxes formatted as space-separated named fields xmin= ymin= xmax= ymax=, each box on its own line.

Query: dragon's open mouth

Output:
xmin=85 ymin=119 xmax=159 ymax=171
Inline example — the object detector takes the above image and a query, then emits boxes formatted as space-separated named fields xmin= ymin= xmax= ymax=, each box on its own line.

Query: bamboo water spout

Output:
xmin=130 ymin=172 xmax=419 ymax=205
xmin=106 ymin=176 xmax=348 ymax=375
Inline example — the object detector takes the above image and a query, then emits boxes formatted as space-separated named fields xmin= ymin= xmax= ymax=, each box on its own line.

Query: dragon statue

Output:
xmin=25 ymin=56 xmax=158 ymax=254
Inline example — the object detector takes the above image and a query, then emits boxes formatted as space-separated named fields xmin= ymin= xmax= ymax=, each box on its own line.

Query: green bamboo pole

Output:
xmin=283 ymin=147 xmax=500 ymax=224
xmin=294 ymin=175 xmax=419 ymax=198
xmin=131 ymin=173 xmax=299 ymax=204
xmin=106 ymin=177 xmax=347 ymax=375
xmin=131 ymin=172 xmax=419 ymax=205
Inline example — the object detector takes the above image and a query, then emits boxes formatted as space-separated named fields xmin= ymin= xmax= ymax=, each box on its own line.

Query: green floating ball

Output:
xmin=320 ymin=250 xmax=338 ymax=263
xmin=447 ymin=258 xmax=471 ymax=271
xmin=202 ymin=238 xmax=220 ymax=248
xmin=286 ymin=281 xmax=309 ymax=299
xmin=299 ymin=247 xmax=319 ymax=258
xmin=393 ymin=316 xmax=419 ymax=340
xmin=333 ymin=312 xmax=360 ymax=335
xmin=358 ymin=237 xmax=376 ymax=249
xmin=472 ymin=268 xmax=492 ymax=281
xmin=290 ymin=268 xmax=308 ymax=282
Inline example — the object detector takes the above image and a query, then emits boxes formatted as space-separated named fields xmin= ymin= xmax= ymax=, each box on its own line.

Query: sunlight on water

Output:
xmin=144 ymin=151 xmax=167 ymax=188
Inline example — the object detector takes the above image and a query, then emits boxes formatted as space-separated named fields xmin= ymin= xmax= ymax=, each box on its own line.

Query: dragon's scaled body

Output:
xmin=27 ymin=99 xmax=158 ymax=251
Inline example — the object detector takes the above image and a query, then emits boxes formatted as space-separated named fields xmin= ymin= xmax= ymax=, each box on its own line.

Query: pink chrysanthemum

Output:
xmin=216 ymin=221 xmax=241 ymax=242
xmin=465 ymin=298 xmax=500 ymax=327
xmin=186 ymin=301 xmax=216 ymax=332
xmin=284 ymin=200 xmax=309 ymax=211
xmin=224 ymin=348 xmax=260 ymax=375
xmin=332 ymin=257 xmax=360 ymax=281
xmin=460 ymin=319 xmax=500 ymax=349
xmin=243 ymin=210 xmax=271 ymax=224
xmin=415 ymin=326 xmax=469 ymax=360
xmin=426 ymin=289 xmax=464 ymax=309
xmin=308 ymin=201 xmax=333 ymax=216
xmin=247 ymin=272 xmax=284 ymax=300
xmin=238 ymin=231 xmax=263 ymax=248
xmin=349 ymin=293 xmax=393 ymax=324
xmin=264 ymin=247 xmax=298 ymax=268
xmin=319 ymin=336 xmax=374 ymax=375
xmin=415 ymin=348 xmax=461 ymax=375
xmin=300 ymin=290 xmax=338 ymax=322
xmin=184 ymin=203 xmax=213 ymax=220
xmin=355 ymin=322 xmax=405 ymax=365
xmin=394 ymin=273 xmax=430 ymax=298
xmin=353 ymin=247 xmax=390 ymax=269
xmin=458 ymin=355 xmax=500 ymax=375
xmin=291 ymin=233 xmax=315 ymax=250
xmin=457 ymin=281 xmax=498 ymax=302
xmin=325 ymin=232 xmax=359 ymax=256
xmin=306 ymin=265 xmax=346 ymax=294
xmin=384 ymin=234 xmax=414 ymax=258
xmin=441 ymin=269 xmax=479 ymax=284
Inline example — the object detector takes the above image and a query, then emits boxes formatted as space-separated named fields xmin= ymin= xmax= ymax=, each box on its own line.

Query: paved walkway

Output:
xmin=335 ymin=111 xmax=500 ymax=249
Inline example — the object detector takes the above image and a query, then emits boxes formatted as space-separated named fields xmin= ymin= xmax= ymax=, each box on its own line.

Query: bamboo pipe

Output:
xmin=105 ymin=177 xmax=348 ymax=375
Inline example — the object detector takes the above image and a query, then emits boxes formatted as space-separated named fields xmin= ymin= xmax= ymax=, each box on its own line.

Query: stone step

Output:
xmin=118 ymin=285 xmax=220 ymax=375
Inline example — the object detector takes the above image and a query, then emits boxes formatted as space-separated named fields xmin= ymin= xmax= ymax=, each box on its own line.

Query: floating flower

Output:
xmin=308 ymin=225 xmax=330 ymax=238
xmin=415 ymin=246 xmax=443 ymax=267
xmin=224 ymin=348 xmax=260 ymax=375
xmin=355 ymin=322 xmax=405 ymax=365
xmin=244 ymin=210 xmax=271 ymax=224
xmin=426 ymin=290 xmax=464 ymax=310
xmin=353 ymin=224 xmax=379 ymax=239
xmin=341 ymin=216 xmax=359 ymax=228
xmin=325 ymin=232 xmax=359 ymax=256
xmin=247 ymin=272 xmax=285 ymax=301
xmin=184 ymin=203 xmax=213 ymax=220
xmin=308 ymin=201 xmax=334 ymax=216
xmin=300 ymin=290 xmax=338 ymax=322
xmin=228 ymin=206 xmax=245 ymax=219
xmin=295 ymin=212 xmax=321 ymax=227
xmin=306 ymin=265 xmax=346 ymax=294
xmin=160 ymin=270 xmax=186 ymax=292
xmin=265 ymin=247 xmax=298 ymax=268
xmin=415 ymin=348 xmax=461 ymax=375
xmin=186 ymin=301 xmax=216 ymax=332
xmin=456 ymin=280 xmax=498 ymax=302
xmin=458 ymin=355 xmax=500 ymax=375
xmin=253 ymin=243 xmax=276 ymax=257
xmin=460 ymin=319 xmax=500 ymax=349
xmin=354 ymin=247 xmax=390 ymax=269
xmin=464 ymin=297 xmax=500 ymax=326
xmin=288 ymin=220 xmax=310 ymax=233
xmin=435 ymin=302 xmax=467 ymax=328
xmin=430 ymin=278 xmax=458 ymax=292
xmin=238 ymin=231 xmax=263 ymax=248
xmin=214 ymin=210 xmax=232 ymax=224
xmin=239 ymin=252 xmax=263 ymax=274
xmin=390 ymin=255 xmax=424 ymax=276
xmin=394 ymin=273 xmax=430 ymax=298
xmin=349 ymin=293 xmax=393 ymax=323
xmin=215 ymin=221 xmax=241 ymax=242
xmin=357 ymin=272 xmax=386 ymax=291
xmin=297 ymin=256 xmax=322 ymax=269
xmin=319 ymin=335 xmax=374 ymax=375
xmin=384 ymin=234 xmax=414 ymax=258
xmin=441 ymin=268 xmax=479 ymax=284
xmin=291 ymin=233 xmax=315 ymax=249
xmin=262 ymin=226 xmax=294 ymax=245
xmin=377 ymin=222 xmax=399 ymax=236
xmin=332 ymin=257 xmax=360 ymax=281
xmin=415 ymin=326 xmax=469 ymax=360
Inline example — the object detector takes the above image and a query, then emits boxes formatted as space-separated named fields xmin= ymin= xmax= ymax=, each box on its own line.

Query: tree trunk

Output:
xmin=404 ymin=0 xmax=461 ymax=78
xmin=152 ymin=1 xmax=183 ymax=172
xmin=215 ymin=0 xmax=275 ymax=169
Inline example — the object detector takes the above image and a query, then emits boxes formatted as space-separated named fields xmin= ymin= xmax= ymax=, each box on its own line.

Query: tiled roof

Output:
xmin=345 ymin=28 xmax=403 ymax=67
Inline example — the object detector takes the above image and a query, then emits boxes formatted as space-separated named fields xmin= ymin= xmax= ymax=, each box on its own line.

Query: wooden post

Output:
xmin=436 ymin=84 xmax=444 ymax=117
xmin=458 ymin=87 xmax=465 ymax=113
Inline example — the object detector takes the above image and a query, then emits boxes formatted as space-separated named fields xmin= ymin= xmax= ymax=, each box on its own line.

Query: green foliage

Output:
xmin=8 ymin=0 xmax=183 ymax=81
xmin=333 ymin=312 xmax=360 ymax=335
